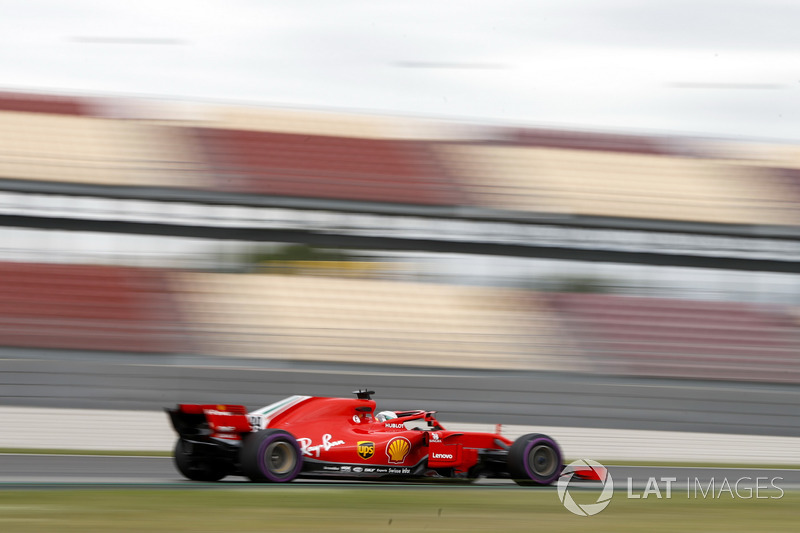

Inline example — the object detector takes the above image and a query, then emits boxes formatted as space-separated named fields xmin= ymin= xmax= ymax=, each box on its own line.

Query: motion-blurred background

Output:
xmin=1 ymin=1 xmax=798 ymax=459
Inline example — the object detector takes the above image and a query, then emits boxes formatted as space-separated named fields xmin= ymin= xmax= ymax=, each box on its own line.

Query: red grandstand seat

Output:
xmin=0 ymin=92 xmax=90 ymax=116
xmin=548 ymin=292 xmax=800 ymax=383
xmin=0 ymin=263 xmax=187 ymax=353
xmin=191 ymin=128 xmax=463 ymax=205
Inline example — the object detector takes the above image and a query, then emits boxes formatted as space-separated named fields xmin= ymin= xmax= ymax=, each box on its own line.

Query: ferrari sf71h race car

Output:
xmin=166 ymin=390 xmax=565 ymax=485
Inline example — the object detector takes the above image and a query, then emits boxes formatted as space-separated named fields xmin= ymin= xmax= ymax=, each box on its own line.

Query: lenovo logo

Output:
xmin=431 ymin=452 xmax=454 ymax=460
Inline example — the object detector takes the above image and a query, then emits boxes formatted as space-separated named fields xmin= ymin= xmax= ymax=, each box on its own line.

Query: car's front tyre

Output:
xmin=507 ymin=433 xmax=562 ymax=486
xmin=240 ymin=429 xmax=303 ymax=482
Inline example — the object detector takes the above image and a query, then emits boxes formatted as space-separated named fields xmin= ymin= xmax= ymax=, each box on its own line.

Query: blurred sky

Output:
xmin=2 ymin=0 xmax=800 ymax=140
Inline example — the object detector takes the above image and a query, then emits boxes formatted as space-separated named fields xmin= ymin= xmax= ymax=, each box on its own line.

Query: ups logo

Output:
xmin=357 ymin=441 xmax=375 ymax=460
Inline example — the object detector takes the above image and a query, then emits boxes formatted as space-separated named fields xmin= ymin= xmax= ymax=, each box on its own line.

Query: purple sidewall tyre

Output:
xmin=241 ymin=429 xmax=303 ymax=482
xmin=507 ymin=433 xmax=563 ymax=486
xmin=521 ymin=436 xmax=562 ymax=484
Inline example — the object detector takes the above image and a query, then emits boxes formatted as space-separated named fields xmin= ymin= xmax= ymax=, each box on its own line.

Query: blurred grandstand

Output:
xmin=1 ymin=90 xmax=800 ymax=384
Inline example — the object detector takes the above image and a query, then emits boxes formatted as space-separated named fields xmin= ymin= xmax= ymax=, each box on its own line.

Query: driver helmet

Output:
xmin=376 ymin=410 xmax=398 ymax=423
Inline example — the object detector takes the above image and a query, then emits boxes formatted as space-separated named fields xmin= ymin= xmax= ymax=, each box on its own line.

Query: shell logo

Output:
xmin=385 ymin=436 xmax=411 ymax=464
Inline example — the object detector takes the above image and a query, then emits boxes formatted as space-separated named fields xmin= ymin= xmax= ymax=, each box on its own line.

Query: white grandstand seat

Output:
xmin=171 ymin=273 xmax=572 ymax=370
xmin=436 ymin=144 xmax=799 ymax=225
xmin=0 ymin=111 xmax=208 ymax=188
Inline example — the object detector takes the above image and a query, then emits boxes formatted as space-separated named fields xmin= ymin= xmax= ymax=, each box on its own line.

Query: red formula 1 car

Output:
xmin=166 ymin=390 xmax=564 ymax=485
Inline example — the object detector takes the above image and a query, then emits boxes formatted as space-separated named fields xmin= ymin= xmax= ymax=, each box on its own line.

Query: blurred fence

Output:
xmin=1 ymin=357 xmax=798 ymax=438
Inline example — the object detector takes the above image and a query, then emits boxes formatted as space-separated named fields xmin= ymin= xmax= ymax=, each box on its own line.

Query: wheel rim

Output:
xmin=528 ymin=444 xmax=558 ymax=478
xmin=264 ymin=441 xmax=296 ymax=475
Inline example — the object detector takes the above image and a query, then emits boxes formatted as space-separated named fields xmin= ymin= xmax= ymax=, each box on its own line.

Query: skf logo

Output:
xmin=386 ymin=437 xmax=411 ymax=464
xmin=357 ymin=441 xmax=375 ymax=460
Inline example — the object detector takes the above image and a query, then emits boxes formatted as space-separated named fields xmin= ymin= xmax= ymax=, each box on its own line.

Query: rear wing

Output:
xmin=167 ymin=404 xmax=253 ymax=440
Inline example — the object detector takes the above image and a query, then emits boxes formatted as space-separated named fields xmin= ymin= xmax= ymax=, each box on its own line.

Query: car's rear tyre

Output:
xmin=507 ymin=433 xmax=562 ymax=486
xmin=240 ymin=429 xmax=303 ymax=482
xmin=173 ymin=439 xmax=227 ymax=481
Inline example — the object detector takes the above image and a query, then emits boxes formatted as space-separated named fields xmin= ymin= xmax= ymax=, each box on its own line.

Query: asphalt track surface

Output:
xmin=1 ymin=455 xmax=798 ymax=493
xmin=2 ymin=349 xmax=799 ymax=437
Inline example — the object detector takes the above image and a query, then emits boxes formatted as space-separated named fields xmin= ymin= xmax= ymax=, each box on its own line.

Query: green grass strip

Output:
xmin=0 ymin=488 xmax=796 ymax=532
